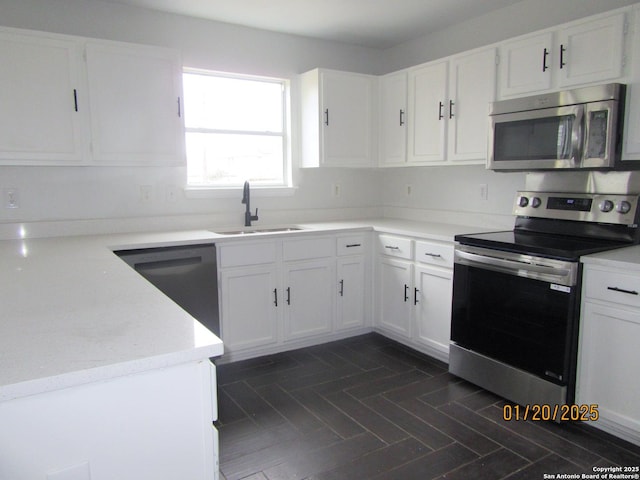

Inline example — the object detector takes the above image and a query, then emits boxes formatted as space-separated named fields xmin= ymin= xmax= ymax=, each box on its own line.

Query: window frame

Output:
xmin=182 ymin=68 xmax=292 ymax=191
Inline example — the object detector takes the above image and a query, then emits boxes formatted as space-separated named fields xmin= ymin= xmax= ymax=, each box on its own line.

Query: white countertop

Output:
xmin=0 ymin=218 xmax=488 ymax=402
xmin=582 ymin=244 xmax=640 ymax=272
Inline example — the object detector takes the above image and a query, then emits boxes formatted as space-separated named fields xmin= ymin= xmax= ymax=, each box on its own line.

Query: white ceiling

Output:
xmin=100 ymin=0 xmax=525 ymax=48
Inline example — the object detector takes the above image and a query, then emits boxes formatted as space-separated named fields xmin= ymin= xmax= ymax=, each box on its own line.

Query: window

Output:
xmin=183 ymin=70 xmax=290 ymax=188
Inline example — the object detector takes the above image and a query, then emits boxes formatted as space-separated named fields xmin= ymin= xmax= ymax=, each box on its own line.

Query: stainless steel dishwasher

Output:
xmin=115 ymin=244 xmax=219 ymax=336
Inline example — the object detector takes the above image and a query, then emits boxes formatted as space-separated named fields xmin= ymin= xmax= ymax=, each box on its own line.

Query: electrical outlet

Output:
xmin=406 ymin=184 xmax=413 ymax=197
xmin=4 ymin=188 xmax=19 ymax=209
xmin=332 ymin=183 xmax=341 ymax=197
xmin=165 ymin=185 xmax=180 ymax=203
xmin=479 ymin=183 xmax=489 ymax=201
xmin=139 ymin=185 xmax=153 ymax=203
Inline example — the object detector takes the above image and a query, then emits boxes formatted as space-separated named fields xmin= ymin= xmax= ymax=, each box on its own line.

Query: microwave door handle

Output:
xmin=571 ymin=105 xmax=584 ymax=166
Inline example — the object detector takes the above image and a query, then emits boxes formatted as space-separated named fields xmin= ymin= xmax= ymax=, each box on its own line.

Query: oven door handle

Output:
xmin=455 ymin=249 xmax=577 ymax=286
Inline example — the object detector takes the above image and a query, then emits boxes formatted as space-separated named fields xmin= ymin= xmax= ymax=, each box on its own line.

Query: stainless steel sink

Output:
xmin=213 ymin=226 xmax=303 ymax=235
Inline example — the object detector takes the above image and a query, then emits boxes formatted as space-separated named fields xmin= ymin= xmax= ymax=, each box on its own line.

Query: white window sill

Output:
xmin=184 ymin=186 xmax=298 ymax=199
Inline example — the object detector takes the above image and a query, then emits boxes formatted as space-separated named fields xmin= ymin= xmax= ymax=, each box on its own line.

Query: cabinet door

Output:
xmin=407 ymin=60 xmax=448 ymax=164
xmin=577 ymin=302 xmax=640 ymax=443
xmin=447 ymin=47 xmax=496 ymax=163
xmin=414 ymin=265 xmax=453 ymax=361
xmin=623 ymin=6 xmax=640 ymax=161
xmin=219 ymin=265 xmax=279 ymax=352
xmin=336 ymin=256 xmax=366 ymax=331
xmin=321 ymin=71 xmax=374 ymax=167
xmin=499 ymin=32 xmax=553 ymax=97
xmin=283 ymin=259 xmax=334 ymax=341
xmin=85 ymin=41 xmax=185 ymax=165
xmin=557 ymin=13 xmax=625 ymax=88
xmin=379 ymin=71 xmax=408 ymax=166
xmin=0 ymin=30 xmax=84 ymax=164
xmin=377 ymin=257 xmax=412 ymax=338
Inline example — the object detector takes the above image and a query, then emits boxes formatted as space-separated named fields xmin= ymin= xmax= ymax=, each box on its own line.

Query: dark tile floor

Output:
xmin=214 ymin=333 xmax=640 ymax=480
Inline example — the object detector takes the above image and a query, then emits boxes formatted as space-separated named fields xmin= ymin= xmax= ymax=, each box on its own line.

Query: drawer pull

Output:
xmin=346 ymin=243 xmax=362 ymax=248
xmin=424 ymin=252 xmax=442 ymax=258
xmin=607 ymin=286 xmax=639 ymax=296
xmin=385 ymin=246 xmax=400 ymax=250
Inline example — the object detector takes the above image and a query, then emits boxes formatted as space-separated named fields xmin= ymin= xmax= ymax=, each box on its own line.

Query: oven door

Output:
xmin=451 ymin=245 xmax=580 ymax=386
xmin=488 ymin=104 xmax=584 ymax=170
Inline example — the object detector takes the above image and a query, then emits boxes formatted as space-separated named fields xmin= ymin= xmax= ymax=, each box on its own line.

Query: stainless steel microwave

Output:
xmin=488 ymin=83 xmax=625 ymax=171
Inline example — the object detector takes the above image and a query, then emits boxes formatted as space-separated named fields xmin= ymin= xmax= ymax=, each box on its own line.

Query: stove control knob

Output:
xmin=530 ymin=197 xmax=542 ymax=208
xmin=518 ymin=196 xmax=529 ymax=207
xmin=617 ymin=201 xmax=632 ymax=214
xmin=599 ymin=200 xmax=614 ymax=212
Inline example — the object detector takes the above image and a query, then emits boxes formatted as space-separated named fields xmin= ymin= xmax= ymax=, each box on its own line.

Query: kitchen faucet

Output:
xmin=241 ymin=181 xmax=259 ymax=227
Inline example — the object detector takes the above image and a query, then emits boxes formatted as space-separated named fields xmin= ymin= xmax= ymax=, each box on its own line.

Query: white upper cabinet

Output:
xmin=556 ymin=13 xmax=625 ymax=88
xmin=0 ymin=29 xmax=86 ymax=164
xmin=447 ymin=47 xmax=497 ymax=162
xmin=498 ymin=32 xmax=553 ymax=98
xmin=382 ymin=46 xmax=496 ymax=166
xmin=407 ymin=60 xmax=448 ymax=164
xmin=300 ymin=68 xmax=376 ymax=168
xmin=0 ymin=27 xmax=185 ymax=166
xmin=85 ymin=42 xmax=185 ymax=165
xmin=622 ymin=5 xmax=640 ymax=161
xmin=378 ymin=71 xmax=408 ymax=167
xmin=498 ymin=11 xmax=626 ymax=98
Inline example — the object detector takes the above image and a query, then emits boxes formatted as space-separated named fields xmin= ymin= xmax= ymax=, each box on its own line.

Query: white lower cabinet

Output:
xmin=336 ymin=256 xmax=366 ymax=331
xmin=378 ymin=257 xmax=413 ymax=338
xmin=282 ymin=258 xmax=334 ymax=341
xmin=577 ymin=264 xmax=640 ymax=446
xmin=217 ymin=232 xmax=369 ymax=361
xmin=0 ymin=361 xmax=219 ymax=480
xmin=414 ymin=265 xmax=453 ymax=359
xmin=219 ymin=265 xmax=279 ymax=352
xmin=376 ymin=234 xmax=454 ymax=363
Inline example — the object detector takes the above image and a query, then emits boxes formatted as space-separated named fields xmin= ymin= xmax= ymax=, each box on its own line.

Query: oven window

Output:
xmin=494 ymin=114 xmax=575 ymax=162
xmin=451 ymin=264 xmax=578 ymax=384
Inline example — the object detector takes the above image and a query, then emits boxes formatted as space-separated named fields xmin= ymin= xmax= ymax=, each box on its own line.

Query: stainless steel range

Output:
xmin=449 ymin=188 xmax=640 ymax=408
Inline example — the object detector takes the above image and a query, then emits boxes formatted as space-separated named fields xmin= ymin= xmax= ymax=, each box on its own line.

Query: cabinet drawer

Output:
xmin=283 ymin=236 xmax=334 ymax=261
xmin=584 ymin=268 xmax=640 ymax=309
xmin=378 ymin=234 xmax=413 ymax=260
xmin=337 ymin=234 xmax=366 ymax=256
xmin=415 ymin=240 xmax=454 ymax=269
xmin=218 ymin=241 xmax=277 ymax=268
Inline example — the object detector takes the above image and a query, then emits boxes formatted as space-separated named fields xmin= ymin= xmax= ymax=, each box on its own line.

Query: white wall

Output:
xmin=1 ymin=0 xmax=638 ymax=234
xmin=0 ymin=0 xmax=382 ymax=232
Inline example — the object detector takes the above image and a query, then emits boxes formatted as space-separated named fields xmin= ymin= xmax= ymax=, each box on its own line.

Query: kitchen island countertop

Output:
xmin=0 ymin=218 xmax=488 ymax=402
